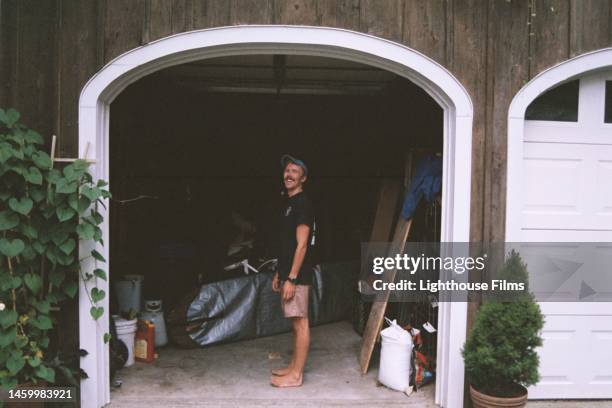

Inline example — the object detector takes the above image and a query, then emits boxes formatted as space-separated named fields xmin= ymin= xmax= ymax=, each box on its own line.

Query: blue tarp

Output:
xmin=401 ymin=155 xmax=442 ymax=220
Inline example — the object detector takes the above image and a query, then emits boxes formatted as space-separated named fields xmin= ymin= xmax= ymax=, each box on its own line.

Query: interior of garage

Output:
xmin=106 ymin=54 xmax=443 ymax=403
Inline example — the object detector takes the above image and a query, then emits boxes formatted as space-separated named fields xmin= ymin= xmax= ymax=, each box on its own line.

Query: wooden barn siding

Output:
xmin=1 ymin=0 xmax=612 ymax=244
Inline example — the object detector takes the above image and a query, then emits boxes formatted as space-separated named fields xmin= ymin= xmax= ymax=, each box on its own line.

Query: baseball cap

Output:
xmin=280 ymin=154 xmax=308 ymax=176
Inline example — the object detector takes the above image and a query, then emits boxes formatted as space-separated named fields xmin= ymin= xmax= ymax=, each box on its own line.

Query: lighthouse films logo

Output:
xmin=359 ymin=242 xmax=612 ymax=303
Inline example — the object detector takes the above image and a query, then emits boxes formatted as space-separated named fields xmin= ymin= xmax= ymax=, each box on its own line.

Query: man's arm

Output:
xmin=283 ymin=224 xmax=310 ymax=301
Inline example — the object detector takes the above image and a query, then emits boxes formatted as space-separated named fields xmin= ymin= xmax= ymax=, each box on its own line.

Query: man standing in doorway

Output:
xmin=271 ymin=154 xmax=315 ymax=387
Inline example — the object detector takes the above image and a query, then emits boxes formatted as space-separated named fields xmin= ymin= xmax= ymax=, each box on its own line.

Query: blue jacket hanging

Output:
xmin=401 ymin=155 xmax=442 ymax=220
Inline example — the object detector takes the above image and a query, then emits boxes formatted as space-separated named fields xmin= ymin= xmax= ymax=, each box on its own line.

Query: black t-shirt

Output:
xmin=278 ymin=191 xmax=315 ymax=285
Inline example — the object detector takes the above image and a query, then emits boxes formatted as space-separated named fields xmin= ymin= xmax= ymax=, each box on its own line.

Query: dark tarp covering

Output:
xmin=171 ymin=261 xmax=358 ymax=347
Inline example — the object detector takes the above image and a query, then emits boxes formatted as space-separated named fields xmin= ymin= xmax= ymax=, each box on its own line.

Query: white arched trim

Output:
xmin=78 ymin=25 xmax=473 ymax=408
xmin=506 ymin=47 xmax=612 ymax=240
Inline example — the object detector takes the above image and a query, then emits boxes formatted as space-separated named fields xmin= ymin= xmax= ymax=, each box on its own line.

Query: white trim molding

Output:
xmin=506 ymin=47 xmax=612 ymax=241
xmin=78 ymin=25 xmax=473 ymax=408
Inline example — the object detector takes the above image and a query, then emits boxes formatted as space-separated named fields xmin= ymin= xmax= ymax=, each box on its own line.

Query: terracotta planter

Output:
xmin=470 ymin=385 xmax=528 ymax=408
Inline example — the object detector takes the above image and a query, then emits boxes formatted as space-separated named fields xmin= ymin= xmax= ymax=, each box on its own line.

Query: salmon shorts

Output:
xmin=281 ymin=284 xmax=310 ymax=318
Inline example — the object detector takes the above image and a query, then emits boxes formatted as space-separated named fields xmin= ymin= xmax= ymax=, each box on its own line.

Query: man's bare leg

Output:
xmin=272 ymin=323 xmax=297 ymax=376
xmin=271 ymin=317 xmax=309 ymax=387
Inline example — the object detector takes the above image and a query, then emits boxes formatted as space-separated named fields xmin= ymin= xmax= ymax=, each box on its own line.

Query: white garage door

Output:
xmin=520 ymin=71 xmax=612 ymax=399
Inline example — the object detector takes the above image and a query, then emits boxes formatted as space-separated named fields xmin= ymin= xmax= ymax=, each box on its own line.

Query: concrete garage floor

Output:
xmin=110 ymin=321 xmax=435 ymax=407
xmin=110 ymin=321 xmax=611 ymax=407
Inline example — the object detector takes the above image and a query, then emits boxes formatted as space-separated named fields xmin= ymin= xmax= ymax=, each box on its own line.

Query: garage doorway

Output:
xmin=77 ymin=26 xmax=473 ymax=408
xmin=507 ymin=48 xmax=612 ymax=399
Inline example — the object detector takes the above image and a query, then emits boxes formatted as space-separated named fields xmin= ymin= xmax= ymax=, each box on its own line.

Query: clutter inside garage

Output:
xmin=105 ymin=54 xmax=443 ymax=401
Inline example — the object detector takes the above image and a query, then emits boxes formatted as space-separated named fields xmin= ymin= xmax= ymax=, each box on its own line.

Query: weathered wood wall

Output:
xmin=1 ymin=0 xmax=612 ymax=243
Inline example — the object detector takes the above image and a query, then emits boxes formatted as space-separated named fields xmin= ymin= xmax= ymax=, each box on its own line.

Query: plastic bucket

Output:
xmin=114 ymin=316 xmax=138 ymax=366
xmin=114 ymin=275 xmax=143 ymax=313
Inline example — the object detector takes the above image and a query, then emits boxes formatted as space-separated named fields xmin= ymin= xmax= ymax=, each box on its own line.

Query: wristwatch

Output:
xmin=287 ymin=277 xmax=298 ymax=285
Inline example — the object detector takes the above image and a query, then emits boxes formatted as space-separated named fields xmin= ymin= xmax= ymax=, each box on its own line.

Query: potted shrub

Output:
xmin=0 ymin=108 xmax=109 ymax=400
xmin=462 ymin=250 xmax=544 ymax=408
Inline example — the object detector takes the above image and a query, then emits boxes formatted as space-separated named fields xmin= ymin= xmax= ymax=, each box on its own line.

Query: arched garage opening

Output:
xmin=78 ymin=26 xmax=473 ymax=408
xmin=507 ymin=48 xmax=612 ymax=399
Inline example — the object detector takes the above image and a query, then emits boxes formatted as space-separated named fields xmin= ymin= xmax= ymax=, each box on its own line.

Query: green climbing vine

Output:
xmin=0 ymin=108 xmax=110 ymax=389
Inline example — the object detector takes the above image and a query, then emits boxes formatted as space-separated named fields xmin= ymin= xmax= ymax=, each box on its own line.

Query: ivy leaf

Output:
xmin=30 ymin=187 xmax=45 ymax=203
xmin=31 ymin=314 xmax=52 ymax=330
xmin=35 ymin=365 xmax=55 ymax=383
xmin=89 ymin=211 xmax=104 ymax=225
xmin=90 ymin=306 xmax=104 ymax=320
xmin=50 ymin=229 xmax=69 ymax=246
xmin=14 ymin=335 xmax=28 ymax=349
xmin=56 ymin=178 xmax=77 ymax=194
xmin=0 ymin=275 xmax=19 ymax=291
xmin=48 ymin=168 xmax=61 ymax=184
xmin=93 ymin=268 xmax=107 ymax=281
xmin=40 ymin=337 xmax=50 ymax=349
xmin=73 ymin=159 xmax=89 ymax=171
xmin=0 ymin=210 xmax=19 ymax=230
xmin=49 ymin=269 xmax=66 ymax=286
xmin=63 ymin=164 xmax=86 ymax=182
xmin=31 ymin=151 xmax=52 ymax=169
xmin=97 ymin=180 xmax=109 ymax=188
xmin=103 ymin=332 xmax=111 ymax=344
xmin=0 ymin=310 xmax=18 ymax=329
xmin=20 ymin=223 xmax=38 ymax=239
xmin=63 ymin=281 xmax=78 ymax=298
xmin=59 ymin=238 xmax=76 ymax=255
xmin=33 ymin=300 xmax=50 ymax=314
xmin=91 ymin=288 xmax=105 ymax=303
xmin=7 ymin=355 xmax=25 ymax=375
xmin=0 ymin=238 xmax=25 ymax=257
xmin=0 ymin=142 xmax=12 ymax=163
xmin=24 ymin=273 xmax=42 ymax=294
xmin=81 ymin=186 xmax=100 ymax=201
xmin=57 ymin=252 xmax=74 ymax=266
xmin=32 ymin=240 xmax=46 ymax=255
xmin=28 ymin=356 xmax=42 ymax=368
xmin=0 ymin=327 xmax=16 ymax=347
xmin=91 ymin=249 xmax=106 ymax=263
xmin=0 ymin=108 xmax=20 ymax=127
xmin=75 ymin=223 xmax=94 ymax=240
xmin=69 ymin=195 xmax=91 ymax=213
xmin=20 ymin=245 xmax=36 ymax=261
xmin=56 ymin=206 xmax=76 ymax=222
xmin=24 ymin=129 xmax=44 ymax=145
xmin=24 ymin=166 xmax=43 ymax=185
xmin=8 ymin=197 xmax=33 ymax=215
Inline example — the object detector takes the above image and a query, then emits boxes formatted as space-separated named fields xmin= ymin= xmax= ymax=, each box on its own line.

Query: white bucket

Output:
xmin=114 ymin=275 xmax=143 ymax=313
xmin=378 ymin=318 xmax=413 ymax=392
xmin=114 ymin=316 xmax=138 ymax=367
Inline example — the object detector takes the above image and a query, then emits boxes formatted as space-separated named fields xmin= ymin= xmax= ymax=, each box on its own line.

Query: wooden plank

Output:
xmin=317 ymin=0 xmax=360 ymax=31
xmin=275 ymin=0 xmax=318 ymax=25
xmin=149 ymin=0 xmax=173 ymax=41
xmin=403 ymin=0 xmax=447 ymax=65
xmin=529 ymin=0 xmax=570 ymax=77
xmin=0 ymin=0 xmax=18 ymax=108
xmin=369 ymin=179 xmax=402 ymax=242
xmin=192 ymin=0 xmax=231 ymax=29
xmin=58 ymin=0 xmax=99 ymax=158
xmin=14 ymin=0 xmax=57 ymax=142
xmin=171 ymin=0 xmax=194 ymax=33
xmin=485 ymin=0 xmax=529 ymax=243
xmin=230 ymin=0 xmax=273 ymax=24
xmin=104 ymin=0 xmax=146 ymax=63
xmin=359 ymin=0 xmax=403 ymax=42
xmin=569 ymin=0 xmax=612 ymax=57
xmin=451 ymin=0 xmax=488 ymax=243
xmin=359 ymin=217 xmax=413 ymax=374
